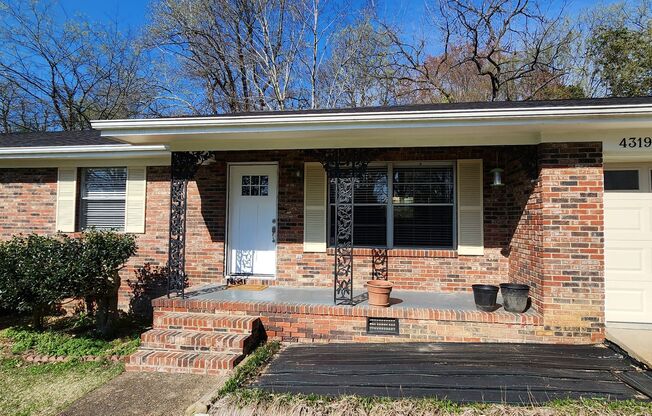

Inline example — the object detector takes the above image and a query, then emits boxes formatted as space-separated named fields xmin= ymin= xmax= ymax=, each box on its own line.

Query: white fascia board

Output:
xmin=0 ymin=144 xmax=169 ymax=160
xmin=91 ymin=103 xmax=652 ymax=131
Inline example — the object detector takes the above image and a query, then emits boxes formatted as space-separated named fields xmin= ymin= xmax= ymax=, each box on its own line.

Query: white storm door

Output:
xmin=605 ymin=166 xmax=652 ymax=324
xmin=227 ymin=164 xmax=278 ymax=277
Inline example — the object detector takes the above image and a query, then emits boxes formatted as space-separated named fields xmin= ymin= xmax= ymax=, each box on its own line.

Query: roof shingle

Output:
xmin=0 ymin=130 xmax=123 ymax=148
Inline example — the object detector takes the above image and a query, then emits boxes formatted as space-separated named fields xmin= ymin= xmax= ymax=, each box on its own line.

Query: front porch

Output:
xmin=159 ymin=284 xmax=545 ymax=343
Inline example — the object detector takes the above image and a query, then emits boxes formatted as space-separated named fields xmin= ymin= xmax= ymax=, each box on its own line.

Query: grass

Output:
xmin=0 ymin=313 xmax=145 ymax=416
xmin=213 ymin=392 xmax=652 ymax=416
xmin=0 ymin=315 xmax=142 ymax=358
xmin=0 ymin=357 xmax=123 ymax=416
xmin=209 ymin=342 xmax=652 ymax=416
xmin=218 ymin=340 xmax=281 ymax=396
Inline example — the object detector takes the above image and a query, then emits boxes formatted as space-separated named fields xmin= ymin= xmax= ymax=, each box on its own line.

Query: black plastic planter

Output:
xmin=500 ymin=283 xmax=530 ymax=313
xmin=472 ymin=284 xmax=499 ymax=312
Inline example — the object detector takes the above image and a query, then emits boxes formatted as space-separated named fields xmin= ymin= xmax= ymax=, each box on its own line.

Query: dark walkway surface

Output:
xmin=253 ymin=343 xmax=652 ymax=404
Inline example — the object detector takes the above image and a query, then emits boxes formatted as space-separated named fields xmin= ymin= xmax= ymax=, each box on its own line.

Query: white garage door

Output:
xmin=605 ymin=165 xmax=652 ymax=324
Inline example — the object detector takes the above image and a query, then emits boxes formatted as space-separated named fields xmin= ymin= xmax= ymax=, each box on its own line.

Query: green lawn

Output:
xmin=0 ymin=314 xmax=143 ymax=416
xmin=0 ymin=357 xmax=123 ymax=416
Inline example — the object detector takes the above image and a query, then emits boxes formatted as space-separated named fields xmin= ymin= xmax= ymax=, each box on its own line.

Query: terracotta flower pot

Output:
xmin=366 ymin=280 xmax=393 ymax=307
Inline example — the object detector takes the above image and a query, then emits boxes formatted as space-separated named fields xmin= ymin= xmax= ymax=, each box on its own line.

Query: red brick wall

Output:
xmin=117 ymin=167 xmax=171 ymax=309
xmin=508 ymin=151 xmax=544 ymax=312
xmin=182 ymin=147 xmax=541 ymax=294
xmin=0 ymin=167 xmax=171 ymax=311
xmin=0 ymin=143 xmax=605 ymax=341
xmin=0 ymin=168 xmax=57 ymax=238
xmin=507 ymin=142 xmax=604 ymax=342
xmin=538 ymin=142 xmax=605 ymax=342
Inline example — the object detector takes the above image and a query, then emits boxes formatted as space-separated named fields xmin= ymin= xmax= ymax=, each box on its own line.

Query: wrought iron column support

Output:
xmin=168 ymin=151 xmax=214 ymax=298
xmin=318 ymin=149 xmax=371 ymax=305
xmin=372 ymin=248 xmax=388 ymax=280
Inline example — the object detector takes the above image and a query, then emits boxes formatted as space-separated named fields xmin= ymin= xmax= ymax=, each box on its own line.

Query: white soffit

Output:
xmin=91 ymin=102 xmax=652 ymax=150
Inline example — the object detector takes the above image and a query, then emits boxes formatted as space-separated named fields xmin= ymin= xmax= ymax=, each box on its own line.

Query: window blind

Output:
xmin=79 ymin=167 xmax=127 ymax=231
xmin=327 ymin=164 xmax=455 ymax=248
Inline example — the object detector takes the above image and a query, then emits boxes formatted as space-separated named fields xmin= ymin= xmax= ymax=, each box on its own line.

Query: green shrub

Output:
xmin=0 ymin=234 xmax=81 ymax=329
xmin=74 ymin=230 xmax=137 ymax=336
xmin=0 ymin=231 xmax=137 ymax=335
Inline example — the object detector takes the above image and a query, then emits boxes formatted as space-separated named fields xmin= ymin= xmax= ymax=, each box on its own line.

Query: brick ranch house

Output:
xmin=2 ymin=97 xmax=652 ymax=374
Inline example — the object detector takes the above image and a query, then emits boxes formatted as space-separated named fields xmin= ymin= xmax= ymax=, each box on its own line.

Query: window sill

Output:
xmin=326 ymin=247 xmax=458 ymax=258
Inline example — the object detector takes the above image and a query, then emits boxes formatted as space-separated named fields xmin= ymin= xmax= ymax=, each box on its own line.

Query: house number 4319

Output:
xmin=619 ymin=137 xmax=652 ymax=148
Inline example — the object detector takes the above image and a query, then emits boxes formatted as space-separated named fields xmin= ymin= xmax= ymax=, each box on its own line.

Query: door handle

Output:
xmin=271 ymin=225 xmax=277 ymax=243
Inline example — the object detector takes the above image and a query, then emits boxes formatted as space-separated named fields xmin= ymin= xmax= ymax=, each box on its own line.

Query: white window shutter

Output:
xmin=457 ymin=159 xmax=484 ymax=255
xmin=56 ymin=168 xmax=77 ymax=233
xmin=125 ymin=166 xmax=147 ymax=234
xmin=303 ymin=162 xmax=327 ymax=252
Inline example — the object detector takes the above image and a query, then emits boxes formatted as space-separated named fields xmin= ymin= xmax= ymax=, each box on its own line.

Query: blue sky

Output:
xmin=55 ymin=0 xmax=615 ymax=33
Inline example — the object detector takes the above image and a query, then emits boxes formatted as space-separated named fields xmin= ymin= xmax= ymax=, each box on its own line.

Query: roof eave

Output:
xmin=0 ymin=144 xmax=169 ymax=160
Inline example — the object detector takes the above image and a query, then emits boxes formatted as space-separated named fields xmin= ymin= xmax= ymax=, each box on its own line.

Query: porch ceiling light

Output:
xmin=490 ymin=168 xmax=504 ymax=187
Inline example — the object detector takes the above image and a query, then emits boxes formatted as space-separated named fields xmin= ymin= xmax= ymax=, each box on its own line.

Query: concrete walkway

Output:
xmin=607 ymin=325 xmax=652 ymax=369
xmin=60 ymin=372 xmax=224 ymax=416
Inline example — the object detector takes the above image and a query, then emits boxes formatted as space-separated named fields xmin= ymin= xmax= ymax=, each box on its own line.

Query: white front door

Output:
xmin=227 ymin=164 xmax=278 ymax=277
xmin=605 ymin=164 xmax=652 ymax=324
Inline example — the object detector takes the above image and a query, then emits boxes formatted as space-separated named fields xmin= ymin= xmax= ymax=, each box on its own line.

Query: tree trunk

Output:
xmin=95 ymin=273 xmax=121 ymax=337
xmin=32 ymin=307 xmax=44 ymax=331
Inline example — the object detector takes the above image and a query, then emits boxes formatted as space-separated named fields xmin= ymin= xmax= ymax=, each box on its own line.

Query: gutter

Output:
xmin=91 ymin=103 xmax=652 ymax=132
xmin=0 ymin=144 xmax=170 ymax=160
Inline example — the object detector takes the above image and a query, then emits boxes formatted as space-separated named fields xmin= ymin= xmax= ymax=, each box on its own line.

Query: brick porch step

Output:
xmin=140 ymin=329 xmax=255 ymax=354
xmin=126 ymin=349 xmax=242 ymax=375
xmin=153 ymin=312 xmax=261 ymax=334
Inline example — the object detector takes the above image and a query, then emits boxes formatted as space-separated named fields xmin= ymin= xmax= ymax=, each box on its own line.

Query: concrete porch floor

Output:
xmin=185 ymin=284 xmax=523 ymax=312
xmin=607 ymin=324 xmax=652 ymax=369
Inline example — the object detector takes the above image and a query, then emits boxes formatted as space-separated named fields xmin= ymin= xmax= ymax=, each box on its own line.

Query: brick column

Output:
xmin=538 ymin=142 xmax=605 ymax=343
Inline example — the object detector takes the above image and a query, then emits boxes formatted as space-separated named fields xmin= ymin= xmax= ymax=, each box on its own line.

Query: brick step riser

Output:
xmin=125 ymin=363 xmax=230 ymax=375
xmin=140 ymin=332 xmax=256 ymax=354
xmin=126 ymin=353 xmax=244 ymax=375
xmin=152 ymin=316 xmax=261 ymax=334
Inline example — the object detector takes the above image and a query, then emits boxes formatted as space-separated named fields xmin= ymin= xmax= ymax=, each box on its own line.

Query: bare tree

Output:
xmin=149 ymin=0 xmax=310 ymax=113
xmin=319 ymin=16 xmax=398 ymax=108
xmin=0 ymin=1 xmax=161 ymax=131
xmin=0 ymin=81 xmax=50 ymax=133
xmin=433 ymin=0 xmax=575 ymax=101
xmin=380 ymin=0 xmax=576 ymax=103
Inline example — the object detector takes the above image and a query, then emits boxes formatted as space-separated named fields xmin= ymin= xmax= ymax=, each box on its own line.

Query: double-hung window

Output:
xmin=78 ymin=167 xmax=128 ymax=231
xmin=328 ymin=162 xmax=455 ymax=249
xmin=328 ymin=166 xmax=388 ymax=246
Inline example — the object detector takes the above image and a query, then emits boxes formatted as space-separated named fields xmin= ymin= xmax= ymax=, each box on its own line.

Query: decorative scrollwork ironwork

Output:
xmin=315 ymin=149 xmax=373 ymax=305
xmin=168 ymin=151 xmax=214 ymax=298
xmin=372 ymin=248 xmax=388 ymax=281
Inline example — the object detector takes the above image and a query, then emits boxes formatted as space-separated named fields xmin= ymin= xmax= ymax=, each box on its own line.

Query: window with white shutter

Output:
xmin=456 ymin=159 xmax=484 ymax=255
xmin=324 ymin=162 xmax=456 ymax=249
xmin=78 ymin=167 xmax=127 ymax=231
xmin=304 ymin=162 xmax=327 ymax=252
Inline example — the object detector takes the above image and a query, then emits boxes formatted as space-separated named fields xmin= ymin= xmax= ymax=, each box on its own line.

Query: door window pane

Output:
xmin=242 ymin=175 xmax=269 ymax=196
